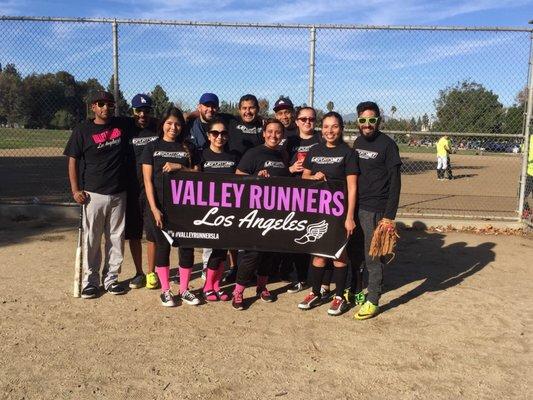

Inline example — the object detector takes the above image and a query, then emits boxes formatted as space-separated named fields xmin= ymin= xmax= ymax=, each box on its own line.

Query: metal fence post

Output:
xmin=517 ymin=31 xmax=533 ymax=221
xmin=308 ymin=26 xmax=316 ymax=108
xmin=112 ymin=19 xmax=120 ymax=117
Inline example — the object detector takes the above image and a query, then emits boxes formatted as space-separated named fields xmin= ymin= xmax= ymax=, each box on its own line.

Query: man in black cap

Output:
xmin=273 ymin=97 xmax=298 ymax=141
xmin=64 ymin=90 xmax=134 ymax=298
xmin=187 ymin=92 xmax=221 ymax=151
xmin=125 ymin=93 xmax=159 ymax=290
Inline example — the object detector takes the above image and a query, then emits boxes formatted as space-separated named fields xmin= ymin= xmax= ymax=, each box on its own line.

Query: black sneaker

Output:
xmin=128 ymin=273 xmax=146 ymax=289
xmin=107 ymin=282 xmax=126 ymax=295
xmin=286 ymin=282 xmax=305 ymax=294
xmin=222 ymin=268 xmax=237 ymax=284
xmin=81 ymin=285 xmax=98 ymax=299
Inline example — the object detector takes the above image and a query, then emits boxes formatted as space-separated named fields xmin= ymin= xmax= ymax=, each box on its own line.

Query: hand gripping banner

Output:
xmin=162 ymin=172 xmax=348 ymax=258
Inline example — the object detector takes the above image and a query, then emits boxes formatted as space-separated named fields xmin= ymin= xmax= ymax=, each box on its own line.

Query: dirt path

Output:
xmin=0 ymin=218 xmax=531 ymax=399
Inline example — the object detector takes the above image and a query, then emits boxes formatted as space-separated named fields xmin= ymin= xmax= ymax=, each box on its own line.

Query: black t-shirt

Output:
xmin=278 ymin=125 xmax=298 ymax=149
xmin=228 ymin=118 xmax=264 ymax=158
xmin=286 ymin=133 xmax=321 ymax=164
xmin=63 ymin=117 xmax=134 ymax=195
xmin=237 ymin=145 xmax=290 ymax=177
xmin=201 ymin=148 xmax=238 ymax=174
xmin=303 ymin=142 xmax=359 ymax=181
xmin=128 ymin=119 xmax=158 ymax=189
xmin=140 ymin=138 xmax=199 ymax=197
xmin=353 ymin=131 xmax=402 ymax=212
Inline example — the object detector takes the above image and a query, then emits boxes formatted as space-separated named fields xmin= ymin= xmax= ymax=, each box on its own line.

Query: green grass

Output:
xmin=0 ymin=128 xmax=70 ymax=149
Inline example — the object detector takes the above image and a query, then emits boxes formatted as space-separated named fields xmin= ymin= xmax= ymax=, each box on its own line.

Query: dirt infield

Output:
xmin=0 ymin=147 xmax=523 ymax=219
xmin=0 ymin=217 xmax=531 ymax=399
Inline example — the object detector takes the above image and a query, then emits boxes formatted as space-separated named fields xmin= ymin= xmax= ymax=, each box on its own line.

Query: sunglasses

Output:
xmin=134 ymin=107 xmax=152 ymax=114
xmin=208 ymin=130 xmax=228 ymax=138
xmin=96 ymin=101 xmax=115 ymax=109
xmin=297 ymin=117 xmax=315 ymax=123
xmin=357 ymin=117 xmax=379 ymax=125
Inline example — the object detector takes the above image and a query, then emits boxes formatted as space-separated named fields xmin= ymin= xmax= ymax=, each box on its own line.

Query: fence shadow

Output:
xmin=379 ymin=224 xmax=495 ymax=313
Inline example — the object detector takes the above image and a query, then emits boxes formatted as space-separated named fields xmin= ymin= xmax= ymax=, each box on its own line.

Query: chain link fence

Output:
xmin=1 ymin=17 xmax=532 ymax=223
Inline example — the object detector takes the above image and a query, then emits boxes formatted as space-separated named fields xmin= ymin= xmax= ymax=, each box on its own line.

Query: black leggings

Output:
xmin=280 ymin=253 xmax=311 ymax=282
xmin=145 ymin=207 xmax=194 ymax=267
xmin=206 ymin=249 xmax=228 ymax=270
xmin=236 ymin=251 xmax=280 ymax=286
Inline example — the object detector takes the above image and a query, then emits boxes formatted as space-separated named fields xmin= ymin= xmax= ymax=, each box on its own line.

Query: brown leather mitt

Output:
xmin=369 ymin=218 xmax=400 ymax=261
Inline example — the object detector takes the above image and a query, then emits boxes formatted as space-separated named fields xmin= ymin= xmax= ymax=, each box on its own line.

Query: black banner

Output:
xmin=162 ymin=172 xmax=348 ymax=258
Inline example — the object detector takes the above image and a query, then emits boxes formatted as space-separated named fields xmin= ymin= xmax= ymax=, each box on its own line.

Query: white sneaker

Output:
xmin=160 ymin=290 xmax=177 ymax=307
xmin=181 ymin=290 xmax=200 ymax=306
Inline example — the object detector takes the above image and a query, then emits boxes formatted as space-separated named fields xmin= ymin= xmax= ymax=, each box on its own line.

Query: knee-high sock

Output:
xmin=214 ymin=262 xmax=224 ymax=292
xmin=204 ymin=268 xmax=216 ymax=292
xmin=309 ymin=265 xmax=326 ymax=295
xmin=333 ymin=266 xmax=348 ymax=297
xmin=233 ymin=283 xmax=246 ymax=296
xmin=179 ymin=266 xmax=192 ymax=294
xmin=257 ymin=275 xmax=268 ymax=290
xmin=155 ymin=266 xmax=170 ymax=292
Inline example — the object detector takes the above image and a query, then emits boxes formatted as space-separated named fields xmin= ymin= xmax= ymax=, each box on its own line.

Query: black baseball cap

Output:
xmin=273 ymin=97 xmax=294 ymax=112
xmin=88 ymin=90 xmax=115 ymax=104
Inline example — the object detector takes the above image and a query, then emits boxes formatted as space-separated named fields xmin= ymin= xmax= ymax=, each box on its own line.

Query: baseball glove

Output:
xmin=369 ymin=218 xmax=400 ymax=261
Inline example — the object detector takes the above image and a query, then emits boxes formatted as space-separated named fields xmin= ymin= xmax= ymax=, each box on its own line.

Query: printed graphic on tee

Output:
xmin=154 ymin=151 xmax=189 ymax=158
xmin=294 ymin=143 xmax=318 ymax=153
xmin=132 ymin=136 xmax=158 ymax=146
xmin=356 ymin=149 xmax=379 ymax=159
xmin=203 ymin=161 xmax=236 ymax=169
xmin=310 ymin=156 xmax=344 ymax=164
xmin=236 ymin=124 xmax=262 ymax=134
xmin=92 ymin=128 xmax=122 ymax=148
xmin=264 ymin=161 xmax=286 ymax=168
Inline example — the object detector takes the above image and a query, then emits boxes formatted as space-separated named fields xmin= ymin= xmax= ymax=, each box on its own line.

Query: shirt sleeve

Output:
xmin=345 ymin=149 xmax=360 ymax=175
xmin=140 ymin=142 xmax=155 ymax=165
xmin=385 ymin=141 xmax=402 ymax=169
xmin=191 ymin=147 xmax=202 ymax=167
xmin=302 ymin=146 xmax=315 ymax=170
xmin=237 ymin=151 xmax=254 ymax=174
xmin=63 ymin=126 xmax=83 ymax=159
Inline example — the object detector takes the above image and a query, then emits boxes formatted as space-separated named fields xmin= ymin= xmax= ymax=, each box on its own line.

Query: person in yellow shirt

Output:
xmin=436 ymin=135 xmax=453 ymax=180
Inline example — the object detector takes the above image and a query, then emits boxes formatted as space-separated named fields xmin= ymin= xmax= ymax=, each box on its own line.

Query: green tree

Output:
xmin=433 ymin=80 xmax=503 ymax=133
xmin=0 ymin=63 xmax=23 ymax=126
xmin=150 ymin=84 xmax=170 ymax=119
xmin=326 ymin=101 xmax=334 ymax=112
xmin=51 ymin=109 xmax=76 ymax=129
xmin=390 ymin=105 xmax=397 ymax=119
xmin=107 ymin=75 xmax=129 ymax=115
xmin=258 ymin=98 xmax=269 ymax=117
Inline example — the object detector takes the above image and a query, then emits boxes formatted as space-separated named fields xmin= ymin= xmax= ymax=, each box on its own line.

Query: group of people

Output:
xmin=64 ymin=90 xmax=401 ymax=320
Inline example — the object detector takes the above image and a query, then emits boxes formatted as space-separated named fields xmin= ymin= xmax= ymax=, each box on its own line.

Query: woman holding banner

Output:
xmin=200 ymin=117 xmax=238 ymax=302
xmin=141 ymin=107 xmax=201 ymax=307
xmin=232 ymin=118 xmax=295 ymax=310
xmin=297 ymin=111 xmax=359 ymax=316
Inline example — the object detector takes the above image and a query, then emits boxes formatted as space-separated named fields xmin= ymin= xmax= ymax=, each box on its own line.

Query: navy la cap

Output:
xmin=132 ymin=93 xmax=153 ymax=108
xmin=199 ymin=93 xmax=219 ymax=107
xmin=273 ymin=97 xmax=294 ymax=112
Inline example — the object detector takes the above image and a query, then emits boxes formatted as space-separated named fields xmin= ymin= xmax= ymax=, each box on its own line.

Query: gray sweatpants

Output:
xmin=348 ymin=208 xmax=385 ymax=305
xmin=82 ymin=191 xmax=126 ymax=290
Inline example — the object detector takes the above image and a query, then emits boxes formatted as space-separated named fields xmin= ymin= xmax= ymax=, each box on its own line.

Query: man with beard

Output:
xmin=187 ymin=92 xmax=224 ymax=151
xmin=349 ymin=101 xmax=402 ymax=320
xmin=126 ymin=94 xmax=159 ymax=290
xmin=227 ymin=94 xmax=264 ymax=158
xmin=273 ymin=97 xmax=298 ymax=146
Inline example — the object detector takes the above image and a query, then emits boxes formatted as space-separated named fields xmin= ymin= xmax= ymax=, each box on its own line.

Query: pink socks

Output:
xmin=179 ymin=266 xmax=192 ymax=294
xmin=155 ymin=266 xmax=170 ymax=292
xmin=257 ymin=275 xmax=268 ymax=291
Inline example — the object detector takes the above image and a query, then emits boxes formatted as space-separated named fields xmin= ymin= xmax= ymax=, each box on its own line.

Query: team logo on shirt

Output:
xmin=355 ymin=149 xmax=378 ymax=159
xmin=264 ymin=161 xmax=286 ymax=168
xmin=310 ymin=156 xmax=343 ymax=164
xmin=203 ymin=161 xmax=236 ymax=169
xmin=236 ymin=125 xmax=262 ymax=135
xmin=154 ymin=151 xmax=189 ymax=158
xmin=294 ymin=144 xmax=318 ymax=153
xmin=132 ymin=136 xmax=158 ymax=146
xmin=92 ymin=128 xmax=122 ymax=148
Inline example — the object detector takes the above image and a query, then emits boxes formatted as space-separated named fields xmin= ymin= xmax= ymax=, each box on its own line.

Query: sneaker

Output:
xmin=160 ymin=290 xmax=177 ymax=307
xmin=81 ymin=285 xmax=98 ymax=299
xmin=180 ymin=290 xmax=200 ymax=306
xmin=320 ymin=286 xmax=332 ymax=300
xmin=287 ymin=282 xmax=305 ymax=294
xmin=258 ymin=288 xmax=274 ymax=302
xmin=354 ymin=301 xmax=379 ymax=320
xmin=106 ymin=282 xmax=126 ymax=295
xmin=298 ymin=292 xmax=322 ymax=310
xmin=232 ymin=291 xmax=244 ymax=310
xmin=222 ymin=268 xmax=237 ymax=284
xmin=129 ymin=273 xmax=146 ymax=289
xmin=343 ymin=288 xmax=355 ymax=304
xmin=145 ymin=272 xmax=159 ymax=290
xmin=328 ymin=296 xmax=347 ymax=316
xmin=217 ymin=290 xmax=230 ymax=302
xmin=354 ymin=291 xmax=366 ymax=306
xmin=203 ymin=290 xmax=219 ymax=302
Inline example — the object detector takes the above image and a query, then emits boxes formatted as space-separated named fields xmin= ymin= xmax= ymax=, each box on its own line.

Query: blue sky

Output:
xmin=1 ymin=0 xmax=532 ymax=118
